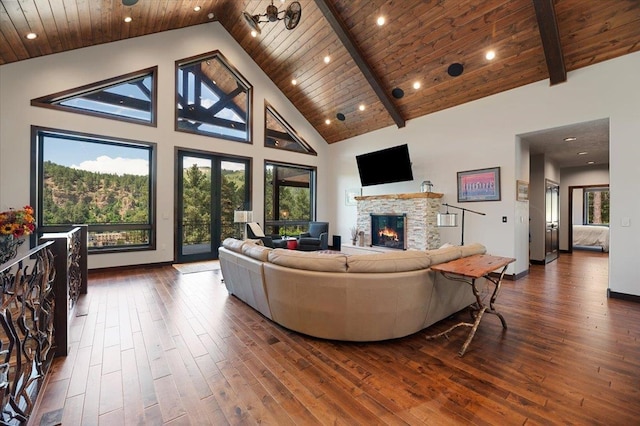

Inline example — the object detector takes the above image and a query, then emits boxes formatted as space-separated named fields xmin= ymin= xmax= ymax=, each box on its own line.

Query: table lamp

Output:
xmin=233 ymin=210 xmax=253 ymax=240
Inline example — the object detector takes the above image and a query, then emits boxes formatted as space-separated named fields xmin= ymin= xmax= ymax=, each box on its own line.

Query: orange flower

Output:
xmin=0 ymin=206 xmax=36 ymax=238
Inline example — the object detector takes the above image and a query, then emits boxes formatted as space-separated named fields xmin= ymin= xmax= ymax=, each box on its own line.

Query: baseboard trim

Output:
xmin=512 ymin=269 xmax=529 ymax=280
xmin=88 ymin=261 xmax=172 ymax=275
xmin=529 ymin=259 xmax=545 ymax=265
xmin=608 ymin=289 xmax=640 ymax=303
xmin=488 ymin=269 xmax=528 ymax=281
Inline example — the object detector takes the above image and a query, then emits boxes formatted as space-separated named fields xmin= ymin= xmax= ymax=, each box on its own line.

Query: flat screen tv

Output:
xmin=356 ymin=144 xmax=413 ymax=186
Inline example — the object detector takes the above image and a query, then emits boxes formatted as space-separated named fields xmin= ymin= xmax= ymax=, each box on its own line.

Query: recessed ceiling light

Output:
xmin=25 ymin=32 xmax=37 ymax=40
xmin=124 ymin=16 xmax=132 ymax=23
xmin=324 ymin=55 xmax=331 ymax=64
xmin=587 ymin=161 xmax=595 ymax=165
xmin=359 ymin=104 xmax=365 ymax=111
xmin=291 ymin=79 xmax=297 ymax=85
xmin=193 ymin=6 xmax=201 ymax=12
xmin=564 ymin=136 xmax=577 ymax=142
xmin=413 ymin=81 xmax=421 ymax=89
xmin=485 ymin=50 xmax=496 ymax=60
xmin=377 ymin=16 xmax=385 ymax=26
xmin=208 ymin=12 xmax=215 ymax=19
xmin=325 ymin=119 xmax=331 ymax=125
xmin=251 ymin=30 xmax=257 ymax=37
xmin=577 ymin=151 xmax=588 ymax=155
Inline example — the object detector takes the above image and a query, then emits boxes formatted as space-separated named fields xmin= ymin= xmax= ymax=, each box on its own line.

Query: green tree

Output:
xmin=182 ymin=164 xmax=211 ymax=244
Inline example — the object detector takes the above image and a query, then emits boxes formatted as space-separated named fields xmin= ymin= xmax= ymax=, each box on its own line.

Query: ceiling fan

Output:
xmin=243 ymin=1 xmax=302 ymax=35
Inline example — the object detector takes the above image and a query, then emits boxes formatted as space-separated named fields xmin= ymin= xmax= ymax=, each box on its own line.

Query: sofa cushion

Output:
xmin=460 ymin=243 xmax=487 ymax=258
xmin=425 ymin=246 xmax=462 ymax=265
xmin=347 ymin=251 xmax=431 ymax=273
xmin=268 ymin=249 xmax=348 ymax=272
xmin=222 ymin=238 xmax=245 ymax=253
xmin=242 ymin=242 xmax=272 ymax=261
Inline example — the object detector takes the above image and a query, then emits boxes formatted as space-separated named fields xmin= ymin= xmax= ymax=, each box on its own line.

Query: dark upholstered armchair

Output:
xmin=297 ymin=222 xmax=329 ymax=251
xmin=246 ymin=223 xmax=287 ymax=248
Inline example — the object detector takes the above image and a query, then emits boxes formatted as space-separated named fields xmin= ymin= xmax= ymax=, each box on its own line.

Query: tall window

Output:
xmin=264 ymin=162 xmax=316 ymax=236
xmin=176 ymin=52 xmax=252 ymax=142
xmin=32 ymin=127 xmax=155 ymax=252
xmin=584 ymin=187 xmax=610 ymax=225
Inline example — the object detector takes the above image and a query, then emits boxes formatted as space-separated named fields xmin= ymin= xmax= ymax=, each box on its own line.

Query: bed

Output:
xmin=572 ymin=225 xmax=609 ymax=252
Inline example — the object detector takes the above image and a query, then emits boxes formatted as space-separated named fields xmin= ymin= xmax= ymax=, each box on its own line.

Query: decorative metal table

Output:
xmin=426 ymin=254 xmax=516 ymax=356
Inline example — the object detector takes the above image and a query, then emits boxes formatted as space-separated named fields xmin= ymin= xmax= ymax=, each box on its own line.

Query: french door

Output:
xmin=176 ymin=150 xmax=250 ymax=263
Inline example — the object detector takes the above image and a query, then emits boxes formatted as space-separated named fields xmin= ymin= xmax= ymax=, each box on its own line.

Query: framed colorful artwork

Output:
xmin=457 ymin=167 xmax=501 ymax=202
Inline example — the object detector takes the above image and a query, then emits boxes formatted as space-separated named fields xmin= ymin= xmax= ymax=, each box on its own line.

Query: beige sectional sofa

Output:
xmin=218 ymin=238 xmax=487 ymax=342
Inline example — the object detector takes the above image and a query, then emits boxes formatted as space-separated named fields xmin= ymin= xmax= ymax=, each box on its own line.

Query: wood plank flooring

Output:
xmin=30 ymin=250 xmax=640 ymax=425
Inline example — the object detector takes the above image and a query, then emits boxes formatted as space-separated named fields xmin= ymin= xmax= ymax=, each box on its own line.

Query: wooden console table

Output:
xmin=426 ymin=254 xmax=515 ymax=356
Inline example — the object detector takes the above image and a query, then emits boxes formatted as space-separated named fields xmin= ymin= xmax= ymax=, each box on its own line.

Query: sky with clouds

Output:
xmin=44 ymin=134 xmax=150 ymax=176
xmin=43 ymin=134 xmax=245 ymax=176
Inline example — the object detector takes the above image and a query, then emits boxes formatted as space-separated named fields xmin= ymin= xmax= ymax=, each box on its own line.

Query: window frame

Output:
xmin=264 ymin=101 xmax=317 ymax=155
xmin=175 ymin=51 xmax=253 ymax=143
xmin=31 ymin=126 xmax=157 ymax=254
xmin=30 ymin=67 xmax=158 ymax=127
xmin=263 ymin=160 xmax=317 ymax=235
xmin=583 ymin=186 xmax=610 ymax=225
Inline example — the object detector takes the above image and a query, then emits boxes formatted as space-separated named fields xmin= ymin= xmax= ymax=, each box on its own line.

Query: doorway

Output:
xmin=176 ymin=150 xmax=250 ymax=263
xmin=545 ymin=179 xmax=560 ymax=263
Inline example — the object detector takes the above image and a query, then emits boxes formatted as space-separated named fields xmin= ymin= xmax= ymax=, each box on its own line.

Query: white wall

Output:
xmin=0 ymin=23 xmax=328 ymax=268
xmin=329 ymin=51 xmax=640 ymax=295
xmin=529 ymin=154 xmax=546 ymax=261
xmin=560 ymin=164 xmax=610 ymax=250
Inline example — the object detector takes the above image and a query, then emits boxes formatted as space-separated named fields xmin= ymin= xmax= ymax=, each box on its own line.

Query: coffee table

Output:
xmin=426 ymin=254 xmax=515 ymax=356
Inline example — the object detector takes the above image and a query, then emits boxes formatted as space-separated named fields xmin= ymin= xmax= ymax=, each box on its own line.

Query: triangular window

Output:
xmin=265 ymin=103 xmax=316 ymax=155
xmin=31 ymin=67 xmax=157 ymax=126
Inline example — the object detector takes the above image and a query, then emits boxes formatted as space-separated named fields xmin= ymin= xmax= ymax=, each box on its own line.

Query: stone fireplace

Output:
xmin=355 ymin=192 xmax=443 ymax=250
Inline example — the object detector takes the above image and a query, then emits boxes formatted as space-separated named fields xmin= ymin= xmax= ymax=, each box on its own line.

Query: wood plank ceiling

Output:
xmin=1 ymin=0 xmax=639 ymax=144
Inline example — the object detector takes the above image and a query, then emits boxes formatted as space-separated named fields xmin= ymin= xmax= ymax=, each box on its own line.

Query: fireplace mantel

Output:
xmin=355 ymin=192 xmax=443 ymax=250
xmin=355 ymin=192 xmax=443 ymax=201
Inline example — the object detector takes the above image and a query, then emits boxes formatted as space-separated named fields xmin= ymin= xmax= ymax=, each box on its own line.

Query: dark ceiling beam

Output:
xmin=532 ymin=0 xmax=567 ymax=85
xmin=313 ymin=0 xmax=405 ymax=128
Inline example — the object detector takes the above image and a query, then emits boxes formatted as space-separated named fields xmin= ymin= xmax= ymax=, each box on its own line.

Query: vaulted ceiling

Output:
xmin=1 ymin=0 xmax=639 ymax=145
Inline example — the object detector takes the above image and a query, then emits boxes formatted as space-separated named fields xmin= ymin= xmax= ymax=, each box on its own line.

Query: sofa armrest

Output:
xmin=319 ymin=232 xmax=329 ymax=250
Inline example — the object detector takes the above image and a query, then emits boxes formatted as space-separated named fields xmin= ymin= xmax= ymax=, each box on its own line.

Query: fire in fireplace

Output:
xmin=370 ymin=213 xmax=407 ymax=250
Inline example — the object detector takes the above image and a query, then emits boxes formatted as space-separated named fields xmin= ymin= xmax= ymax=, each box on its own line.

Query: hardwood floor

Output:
xmin=31 ymin=250 xmax=640 ymax=425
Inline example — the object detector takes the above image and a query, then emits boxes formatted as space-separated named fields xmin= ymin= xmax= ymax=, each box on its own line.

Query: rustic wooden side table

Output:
xmin=427 ymin=254 xmax=516 ymax=356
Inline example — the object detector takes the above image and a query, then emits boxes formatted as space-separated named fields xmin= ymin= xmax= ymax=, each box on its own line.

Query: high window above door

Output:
xmin=176 ymin=51 xmax=252 ymax=143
